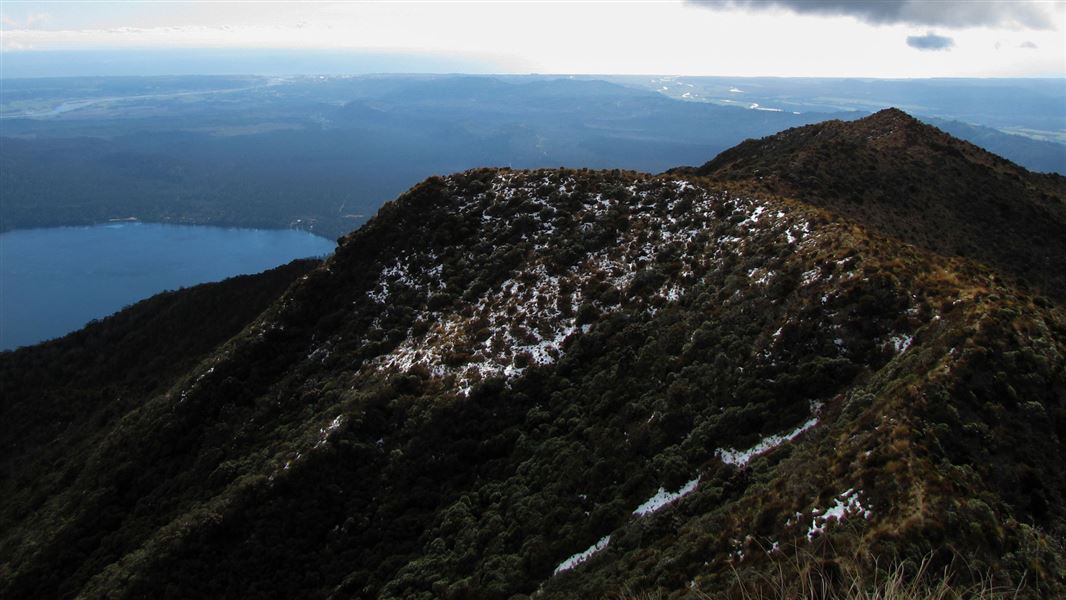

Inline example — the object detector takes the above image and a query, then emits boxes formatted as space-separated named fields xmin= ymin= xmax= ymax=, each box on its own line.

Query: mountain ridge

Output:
xmin=2 ymin=110 xmax=1066 ymax=599
xmin=673 ymin=108 xmax=1066 ymax=301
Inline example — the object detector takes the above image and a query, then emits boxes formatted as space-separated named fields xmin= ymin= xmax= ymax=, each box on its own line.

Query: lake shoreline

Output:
xmin=0 ymin=218 xmax=344 ymax=242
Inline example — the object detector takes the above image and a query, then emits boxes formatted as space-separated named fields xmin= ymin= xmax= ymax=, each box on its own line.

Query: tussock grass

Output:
xmin=719 ymin=557 xmax=1017 ymax=600
xmin=609 ymin=556 xmax=1020 ymax=600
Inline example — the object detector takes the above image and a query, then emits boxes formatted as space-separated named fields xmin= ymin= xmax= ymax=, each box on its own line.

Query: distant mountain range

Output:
xmin=2 ymin=76 xmax=1063 ymax=240
xmin=3 ymin=109 xmax=1065 ymax=598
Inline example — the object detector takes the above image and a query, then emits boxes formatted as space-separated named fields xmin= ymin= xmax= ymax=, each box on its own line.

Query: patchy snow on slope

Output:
xmin=554 ymin=535 xmax=611 ymax=575
xmin=747 ymin=267 xmax=774 ymax=286
xmin=784 ymin=220 xmax=810 ymax=245
xmin=363 ymin=171 xmax=806 ymax=396
xmin=806 ymin=489 xmax=871 ymax=540
xmin=633 ymin=476 xmax=701 ymax=516
xmin=314 ymin=414 xmax=344 ymax=449
xmin=740 ymin=205 xmax=767 ymax=227
xmin=367 ymin=256 xmax=445 ymax=304
xmin=800 ymin=268 xmax=821 ymax=286
xmin=888 ymin=333 xmax=913 ymax=354
xmin=716 ymin=401 xmax=823 ymax=467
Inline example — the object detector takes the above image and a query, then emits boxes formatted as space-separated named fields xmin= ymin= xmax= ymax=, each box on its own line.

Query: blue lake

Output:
xmin=0 ymin=222 xmax=335 ymax=351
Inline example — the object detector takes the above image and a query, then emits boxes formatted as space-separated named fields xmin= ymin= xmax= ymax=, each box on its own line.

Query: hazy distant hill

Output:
xmin=929 ymin=117 xmax=1066 ymax=175
xmin=612 ymin=75 xmax=1066 ymax=138
xmin=3 ymin=110 xmax=1065 ymax=598
xmin=3 ymin=76 xmax=1062 ymax=240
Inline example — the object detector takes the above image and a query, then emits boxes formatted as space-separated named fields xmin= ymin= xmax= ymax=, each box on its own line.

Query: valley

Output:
xmin=2 ymin=76 xmax=1063 ymax=242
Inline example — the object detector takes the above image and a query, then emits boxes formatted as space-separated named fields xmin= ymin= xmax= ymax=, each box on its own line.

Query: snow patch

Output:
xmin=633 ymin=477 xmax=700 ymax=516
xmin=716 ymin=401 xmax=823 ymax=467
xmin=888 ymin=334 xmax=913 ymax=354
xmin=800 ymin=268 xmax=821 ymax=286
xmin=554 ymin=535 xmax=611 ymax=575
xmin=313 ymin=414 xmax=344 ymax=448
xmin=806 ymin=489 xmax=871 ymax=540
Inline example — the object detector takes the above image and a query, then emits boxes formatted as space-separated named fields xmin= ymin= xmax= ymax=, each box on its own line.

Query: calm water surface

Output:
xmin=1 ymin=222 xmax=335 ymax=350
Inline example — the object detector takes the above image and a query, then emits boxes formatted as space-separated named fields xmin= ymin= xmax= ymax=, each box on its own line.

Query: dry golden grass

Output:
xmin=608 ymin=556 xmax=1021 ymax=600
xmin=719 ymin=559 xmax=1017 ymax=600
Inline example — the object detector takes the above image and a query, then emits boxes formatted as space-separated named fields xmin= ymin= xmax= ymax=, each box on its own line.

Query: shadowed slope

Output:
xmin=675 ymin=108 xmax=1066 ymax=301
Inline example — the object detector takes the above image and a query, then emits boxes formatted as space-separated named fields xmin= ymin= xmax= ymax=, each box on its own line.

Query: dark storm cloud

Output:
xmin=685 ymin=1 xmax=1056 ymax=29
xmin=906 ymin=32 xmax=955 ymax=51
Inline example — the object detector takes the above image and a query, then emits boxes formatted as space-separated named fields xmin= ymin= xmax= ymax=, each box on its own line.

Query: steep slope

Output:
xmin=0 ymin=258 xmax=319 ymax=528
xmin=675 ymin=108 xmax=1066 ymax=301
xmin=2 ymin=118 xmax=1066 ymax=599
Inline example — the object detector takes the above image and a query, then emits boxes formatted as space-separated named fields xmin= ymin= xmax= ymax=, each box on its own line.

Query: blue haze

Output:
xmin=0 ymin=50 xmax=504 ymax=79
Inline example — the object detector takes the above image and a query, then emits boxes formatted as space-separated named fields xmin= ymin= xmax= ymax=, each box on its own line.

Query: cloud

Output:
xmin=25 ymin=12 xmax=50 ymax=27
xmin=1 ymin=38 xmax=31 ymax=51
xmin=1019 ymin=40 xmax=1039 ymax=49
xmin=906 ymin=32 xmax=955 ymax=51
xmin=0 ymin=11 xmax=50 ymax=29
xmin=686 ymin=1 xmax=1058 ymax=29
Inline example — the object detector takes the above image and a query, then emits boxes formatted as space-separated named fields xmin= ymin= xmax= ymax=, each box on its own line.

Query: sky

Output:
xmin=0 ymin=1 xmax=1064 ymax=78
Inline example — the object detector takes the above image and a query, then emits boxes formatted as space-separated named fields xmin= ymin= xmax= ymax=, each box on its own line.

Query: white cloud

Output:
xmin=0 ymin=10 xmax=49 ymax=29
xmin=0 ymin=1 xmax=1062 ymax=77
xmin=25 ymin=12 xmax=50 ymax=28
